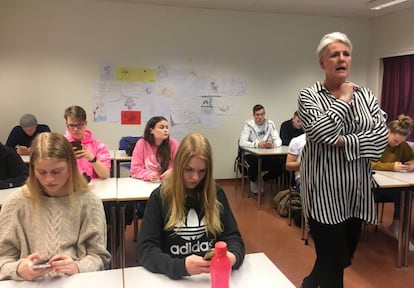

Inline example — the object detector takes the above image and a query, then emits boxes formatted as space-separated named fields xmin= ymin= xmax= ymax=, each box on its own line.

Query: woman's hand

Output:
xmin=394 ymin=162 xmax=410 ymax=172
xmin=227 ymin=251 xmax=237 ymax=266
xmin=407 ymin=161 xmax=414 ymax=172
xmin=16 ymin=146 xmax=30 ymax=155
xmin=16 ymin=253 xmax=53 ymax=281
xmin=49 ymin=254 xmax=79 ymax=275
xmin=160 ymin=169 xmax=172 ymax=181
xmin=149 ymin=172 xmax=160 ymax=183
xmin=185 ymin=255 xmax=210 ymax=275
xmin=338 ymin=82 xmax=355 ymax=103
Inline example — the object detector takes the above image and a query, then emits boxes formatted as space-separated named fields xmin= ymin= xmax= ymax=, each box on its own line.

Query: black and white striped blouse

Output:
xmin=298 ymin=82 xmax=388 ymax=225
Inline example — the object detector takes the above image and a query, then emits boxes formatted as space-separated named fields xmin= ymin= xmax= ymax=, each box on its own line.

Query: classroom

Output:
xmin=1 ymin=0 xmax=414 ymax=287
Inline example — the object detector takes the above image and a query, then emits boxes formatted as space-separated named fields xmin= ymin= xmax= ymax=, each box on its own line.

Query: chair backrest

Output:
xmin=234 ymin=139 xmax=249 ymax=173
xmin=119 ymin=136 xmax=141 ymax=150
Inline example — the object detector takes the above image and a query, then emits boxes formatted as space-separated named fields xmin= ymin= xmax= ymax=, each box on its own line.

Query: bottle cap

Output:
xmin=214 ymin=241 xmax=227 ymax=256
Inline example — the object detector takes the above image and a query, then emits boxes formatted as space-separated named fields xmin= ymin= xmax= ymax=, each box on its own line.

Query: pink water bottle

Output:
xmin=210 ymin=241 xmax=231 ymax=288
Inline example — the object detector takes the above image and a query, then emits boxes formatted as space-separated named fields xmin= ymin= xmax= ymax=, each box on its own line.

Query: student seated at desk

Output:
xmin=280 ymin=111 xmax=304 ymax=146
xmin=0 ymin=142 xmax=28 ymax=189
xmin=0 ymin=132 xmax=110 ymax=281
xmin=239 ymin=104 xmax=282 ymax=194
xmin=6 ymin=113 xmax=50 ymax=155
xmin=285 ymin=133 xmax=306 ymax=191
xmin=130 ymin=116 xmax=179 ymax=183
xmin=137 ymin=133 xmax=245 ymax=280
xmin=64 ymin=105 xmax=111 ymax=180
xmin=372 ymin=114 xmax=414 ymax=250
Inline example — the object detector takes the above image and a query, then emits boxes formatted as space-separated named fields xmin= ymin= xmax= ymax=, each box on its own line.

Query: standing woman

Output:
xmin=0 ymin=133 xmax=110 ymax=281
xmin=136 ymin=133 xmax=245 ymax=279
xmin=130 ymin=116 xmax=179 ymax=182
xmin=298 ymin=32 xmax=388 ymax=288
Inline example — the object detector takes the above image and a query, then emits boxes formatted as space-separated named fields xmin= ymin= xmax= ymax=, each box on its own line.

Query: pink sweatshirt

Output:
xmin=130 ymin=137 xmax=179 ymax=181
xmin=65 ymin=129 xmax=111 ymax=179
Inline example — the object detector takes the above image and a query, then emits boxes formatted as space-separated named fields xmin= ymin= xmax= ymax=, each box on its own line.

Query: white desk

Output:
xmin=240 ymin=146 xmax=289 ymax=208
xmin=0 ymin=268 xmax=123 ymax=288
xmin=89 ymin=178 xmax=118 ymax=201
xmin=117 ymin=177 xmax=160 ymax=201
xmin=89 ymin=178 xmax=118 ymax=269
xmin=373 ymin=171 xmax=414 ymax=267
xmin=117 ymin=177 xmax=160 ymax=268
xmin=123 ymin=253 xmax=295 ymax=288
xmin=374 ymin=170 xmax=414 ymax=183
xmin=0 ymin=188 xmax=20 ymax=207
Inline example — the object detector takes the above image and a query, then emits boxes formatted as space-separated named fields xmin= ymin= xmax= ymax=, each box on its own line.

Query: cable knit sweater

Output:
xmin=0 ymin=188 xmax=111 ymax=280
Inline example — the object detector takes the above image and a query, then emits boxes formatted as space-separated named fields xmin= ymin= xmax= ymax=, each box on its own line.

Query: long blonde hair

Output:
xmin=24 ymin=132 xmax=89 ymax=203
xmin=161 ymin=133 xmax=222 ymax=237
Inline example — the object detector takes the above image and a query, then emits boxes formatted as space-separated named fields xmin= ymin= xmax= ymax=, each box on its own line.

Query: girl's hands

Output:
xmin=49 ymin=254 xmax=79 ymax=275
xmin=185 ymin=255 xmax=210 ymax=275
xmin=16 ymin=253 xmax=53 ymax=281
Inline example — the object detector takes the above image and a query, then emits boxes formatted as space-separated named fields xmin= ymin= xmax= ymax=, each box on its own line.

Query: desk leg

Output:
xmin=403 ymin=190 xmax=412 ymax=266
xmin=110 ymin=204 xmax=117 ymax=269
xmin=258 ymin=157 xmax=262 ymax=209
xmin=241 ymin=150 xmax=246 ymax=197
xmin=117 ymin=161 xmax=121 ymax=178
xmin=119 ymin=204 xmax=126 ymax=268
xmin=397 ymin=190 xmax=406 ymax=267
xmin=110 ymin=159 xmax=115 ymax=178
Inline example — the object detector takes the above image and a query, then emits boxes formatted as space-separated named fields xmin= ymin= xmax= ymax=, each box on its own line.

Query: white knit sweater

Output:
xmin=0 ymin=188 xmax=111 ymax=280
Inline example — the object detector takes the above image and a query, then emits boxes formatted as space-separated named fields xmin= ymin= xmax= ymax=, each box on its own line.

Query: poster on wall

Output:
xmin=93 ymin=62 xmax=245 ymax=126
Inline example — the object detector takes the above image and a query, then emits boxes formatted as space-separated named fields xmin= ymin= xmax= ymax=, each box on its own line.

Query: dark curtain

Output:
xmin=381 ymin=54 xmax=414 ymax=141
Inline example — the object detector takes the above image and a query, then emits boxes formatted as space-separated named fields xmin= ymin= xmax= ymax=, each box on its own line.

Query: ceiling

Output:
xmin=103 ymin=0 xmax=414 ymax=18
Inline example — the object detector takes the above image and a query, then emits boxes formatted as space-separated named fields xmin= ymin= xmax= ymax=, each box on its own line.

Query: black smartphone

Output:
xmin=71 ymin=140 xmax=82 ymax=151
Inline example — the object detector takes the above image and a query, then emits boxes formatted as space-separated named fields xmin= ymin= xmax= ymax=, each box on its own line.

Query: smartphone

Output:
xmin=32 ymin=259 xmax=51 ymax=270
xmin=203 ymin=248 xmax=215 ymax=260
xmin=71 ymin=140 xmax=82 ymax=151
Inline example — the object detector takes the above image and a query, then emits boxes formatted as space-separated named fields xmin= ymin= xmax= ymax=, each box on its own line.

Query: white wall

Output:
xmin=367 ymin=7 xmax=414 ymax=99
xmin=0 ymin=0 xmax=372 ymax=178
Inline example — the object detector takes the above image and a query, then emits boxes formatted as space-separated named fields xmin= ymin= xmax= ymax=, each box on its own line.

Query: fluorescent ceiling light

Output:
xmin=370 ymin=0 xmax=408 ymax=10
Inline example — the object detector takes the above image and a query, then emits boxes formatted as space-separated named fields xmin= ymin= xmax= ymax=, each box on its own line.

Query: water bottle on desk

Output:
xmin=210 ymin=241 xmax=231 ymax=288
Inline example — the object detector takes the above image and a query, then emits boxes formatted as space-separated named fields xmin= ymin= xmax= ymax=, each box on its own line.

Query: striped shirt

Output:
xmin=298 ymin=82 xmax=388 ymax=225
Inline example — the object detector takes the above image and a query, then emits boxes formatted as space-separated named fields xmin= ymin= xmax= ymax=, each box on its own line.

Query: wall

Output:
xmin=367 ymin=7 xmax=414 ymax=100
xmin=0 ymin=0 xmax=371 ymax=178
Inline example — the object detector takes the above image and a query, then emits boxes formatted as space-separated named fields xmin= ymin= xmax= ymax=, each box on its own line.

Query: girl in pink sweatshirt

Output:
xmin=130 ymin=116 xmax=179 ymax=182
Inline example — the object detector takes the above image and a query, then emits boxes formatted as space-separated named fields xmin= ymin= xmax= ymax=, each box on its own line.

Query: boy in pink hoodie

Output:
xmin=64 ymin=105 xmax=111 ymax=180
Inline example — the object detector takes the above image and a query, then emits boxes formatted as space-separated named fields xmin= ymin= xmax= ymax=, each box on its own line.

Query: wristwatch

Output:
xmin=89 ymin=156 xmax=97 ymax=163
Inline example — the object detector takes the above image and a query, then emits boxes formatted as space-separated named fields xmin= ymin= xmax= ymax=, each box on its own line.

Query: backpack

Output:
xmin=273 ymin=189 xmax=301 ymax=218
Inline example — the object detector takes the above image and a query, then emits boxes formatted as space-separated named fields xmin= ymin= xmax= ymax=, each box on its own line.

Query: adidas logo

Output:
xmin=170 ymin=208 xmax=212 ymax=255
xmin=173 ymin=208 xmax=206 ymax=241
xmin=170 ymin=240 xmax=211 ymax=255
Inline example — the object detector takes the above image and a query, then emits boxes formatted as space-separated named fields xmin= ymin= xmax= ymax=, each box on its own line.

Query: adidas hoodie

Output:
xmin=136 ymin=184 xmax=245 ymax=279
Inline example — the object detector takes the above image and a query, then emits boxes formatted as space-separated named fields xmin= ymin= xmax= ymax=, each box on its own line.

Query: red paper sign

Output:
xmin=121 ymin=111 xmax=141 ymax=125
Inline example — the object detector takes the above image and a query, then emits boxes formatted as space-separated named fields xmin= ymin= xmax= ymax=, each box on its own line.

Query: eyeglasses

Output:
xmin=66 ymin=122 xmax=85 ymax=130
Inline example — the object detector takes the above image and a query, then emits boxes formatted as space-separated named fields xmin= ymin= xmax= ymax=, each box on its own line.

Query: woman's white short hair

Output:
xmin=316 ymin=32 xmax=352 ymax=60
